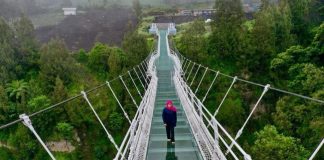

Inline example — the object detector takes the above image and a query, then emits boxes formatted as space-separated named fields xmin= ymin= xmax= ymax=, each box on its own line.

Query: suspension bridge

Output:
xmin=0 ymin=23 xmax=323 ymax=160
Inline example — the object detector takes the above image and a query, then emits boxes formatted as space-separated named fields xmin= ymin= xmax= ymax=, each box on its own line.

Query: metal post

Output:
xmin=198 ymin=98 xmax=203 ymax=120
xmin=105 ymin=82 xmax=132 ymax=124
xmin=81 ymin=91 xmax=120 ymax=151
xmin=20 ymin=114 xmax=56 ymax=160
xmin=212 ymin=118 xmax=219 ymax=147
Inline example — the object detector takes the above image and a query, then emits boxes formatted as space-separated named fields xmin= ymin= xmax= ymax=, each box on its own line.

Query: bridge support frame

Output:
xmin=20 ymin=114 xmax=56 ymax=160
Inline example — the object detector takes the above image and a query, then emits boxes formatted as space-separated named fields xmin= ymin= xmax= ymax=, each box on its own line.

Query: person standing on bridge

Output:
xmin=162 ymin=100 xmax=177 ymax=144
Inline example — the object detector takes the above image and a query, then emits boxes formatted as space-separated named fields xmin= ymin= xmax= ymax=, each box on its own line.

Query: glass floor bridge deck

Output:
xmin=146 ymin=30 xmax=202 ymax=160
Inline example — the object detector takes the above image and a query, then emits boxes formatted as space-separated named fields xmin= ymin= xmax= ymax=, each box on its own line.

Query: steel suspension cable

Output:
xmin=173 ymin=51 xmax=324 ymax=104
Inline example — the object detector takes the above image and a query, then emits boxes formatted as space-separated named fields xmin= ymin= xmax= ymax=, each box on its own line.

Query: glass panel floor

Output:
xmin=146 ymin=30 xmax=202 ymax=160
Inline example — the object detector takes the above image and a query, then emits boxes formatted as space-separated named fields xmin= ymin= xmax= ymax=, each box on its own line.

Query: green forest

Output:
xmin=0 ymin=0 xmax=323 ymax=159
xmin=0 ymin=3 xmax=151 ymax=158
xmin=173 ymin=0 xmax=323 ymax=159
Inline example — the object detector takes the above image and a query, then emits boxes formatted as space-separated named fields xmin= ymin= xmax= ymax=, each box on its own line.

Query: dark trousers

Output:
xmin=166 ymin=125 xmax=175 ymax=142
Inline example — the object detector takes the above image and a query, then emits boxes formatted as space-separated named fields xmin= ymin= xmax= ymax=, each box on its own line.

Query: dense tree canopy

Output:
xmin=173 ymin=0 xmax=323 ymax=159
xmin=0 ymin=13 xmax=150 ymax=159
xmin=251 ymin=125 xmax=309 ymax=160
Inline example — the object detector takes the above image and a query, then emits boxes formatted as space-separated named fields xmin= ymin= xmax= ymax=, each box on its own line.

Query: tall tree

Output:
xmin=287 ymin=0 xmax=312 ymax=45
xmin=52 ymin=76 xmax=68 ymax=102
xmin=251 ymin=125 xmax=309 ymax=160
xmin=87 ymin=42 xmax=111 ymax=78
xmin=270 ymin=23 xmax=324 ymax=153
xmin=108 ymin=47 xmax=126 ymax=77
xmin=0 ymin=17 xmax=16 ymax=84
xmin=177 ymin=19 xmax=206 ymax=62
xmin=0 ymin=17 xmax=13 ymax=45
xmin=39 ymin=38 xmax=76 ymax=91
xmin=0 ymin=85 xmax=9 ymax=122
xmin=209 ymin=0 xmax=245 ymax=59
xmin=249 ymin=0 xmax=294 ymax=72
xmin=5 ymin=80 xmax=29 ymax=111
xmin=250 ymin=5 xmax=276 ymax=72
xmin=133 ymin=0 xmax=142 ymax=19
xmin=13 ymin=14 xmax=39 ymax=75
xmin=0 ymin=42 xmax=16 ymax=85
xmin=273 ymin=1 xmax=294 ymax=52
xmin=122 ymin=31 xmax=149 ymax=67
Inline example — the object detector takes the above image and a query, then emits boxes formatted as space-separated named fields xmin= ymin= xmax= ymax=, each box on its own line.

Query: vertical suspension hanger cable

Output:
xmin=106 ymin=82 xmax=132 ymax=124
xmin=309 ymin=138 xmax=324 ymax=160
xmin=128 ymin=71 xmax=143 ymax=98
xmin=225 ymin=84 xmax=270 ymax=154
xmin=184 ymin=61 xmax=192 ymax=79
xmin=133 ymin=67 xmax=146 ymax=91
xmin=137 ymin=65 xmax=149 ymax=85
xmin=202 ymin=71 xmax=219 ymax=103
xmin=190 ymin=64 xmax=201 ymax=86
xmin=19 ymin=114 xmax=56 ymax=160
xmin=187 ymin=62 xmax=196 ymax=82
xmin=120 ymin=76 xmax=139 ymax=108
xmin=195 ymin=67 xmax=208 ymax=94
xmin=140 ymin=62 xmax=150 ymax=83
xmin=81 ymin=91 xmax=120 ymax=151
xmin=207 ymin=76 xmax=237 ymax=128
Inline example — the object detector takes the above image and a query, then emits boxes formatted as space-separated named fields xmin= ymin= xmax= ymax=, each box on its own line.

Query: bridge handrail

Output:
xmin=0 ymin=48 xmax=158 ymax=160
xmin=169 ymin=36 xmax=324 ymax=159
xmin=115 ymin=42 xmax=160 ymax=159
xmin=171 ymin=52 xmax=251 ymax=159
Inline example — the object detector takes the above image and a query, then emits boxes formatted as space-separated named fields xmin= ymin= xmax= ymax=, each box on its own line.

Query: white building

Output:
xmin=62 ymin=8 xmax=77 ymax=16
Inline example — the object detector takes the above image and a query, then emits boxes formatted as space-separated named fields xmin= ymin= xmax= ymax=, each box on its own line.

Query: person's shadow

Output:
xmin=166 ymin=142 xmax=178 ymax=160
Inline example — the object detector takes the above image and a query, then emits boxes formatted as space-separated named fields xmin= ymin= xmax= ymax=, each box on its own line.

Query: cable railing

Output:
xmin=167 ymin=25 xmax=324 ymax=159
xmin=115 ymin=33 xmax=161 ymax=159
xmin=170 ymin=49 xmax=245 ymax=159
xmin=0 ymin=47 xmax=159 ymax=160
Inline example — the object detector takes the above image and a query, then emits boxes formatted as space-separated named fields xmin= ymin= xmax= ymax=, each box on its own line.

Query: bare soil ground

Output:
xmin=35 ymin=7 xmax=137 ymax=51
